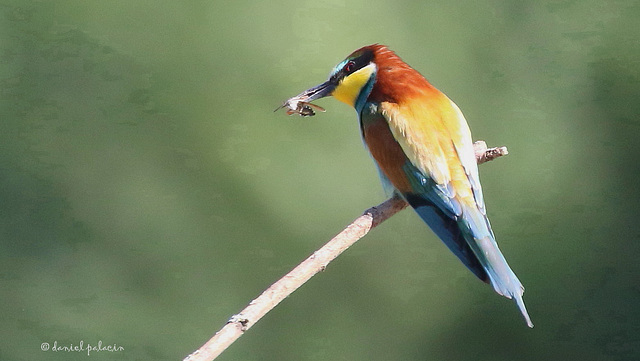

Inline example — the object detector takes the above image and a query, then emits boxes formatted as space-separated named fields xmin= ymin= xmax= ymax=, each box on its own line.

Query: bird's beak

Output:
xmin=295 ymin=80 xmax=335 ymax=102
xmin=276 ymin=80 xmax=335 ymax=116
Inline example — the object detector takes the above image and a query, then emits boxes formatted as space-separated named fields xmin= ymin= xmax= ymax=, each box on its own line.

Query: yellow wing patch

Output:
xmin=380 ymin=94 xmax=478 ymax=207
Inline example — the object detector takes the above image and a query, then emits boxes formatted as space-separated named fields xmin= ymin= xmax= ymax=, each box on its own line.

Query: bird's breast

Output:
xmin=361 ymin=109 xmax=413 ymax=194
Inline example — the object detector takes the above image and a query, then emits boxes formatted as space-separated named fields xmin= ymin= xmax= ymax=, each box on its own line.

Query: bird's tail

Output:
xmin=463 ymin=208 xmax=533 ymax=327
xmin=407 ymin=194 xmax=533 ymax=328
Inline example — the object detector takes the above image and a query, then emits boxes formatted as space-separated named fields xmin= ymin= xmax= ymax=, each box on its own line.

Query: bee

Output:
xmin=275 ymin=97 xmax=326 ymax=117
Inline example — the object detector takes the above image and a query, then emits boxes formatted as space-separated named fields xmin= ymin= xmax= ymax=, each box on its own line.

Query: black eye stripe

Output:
xmin=330 ymin=48 xmax=374 ymax=83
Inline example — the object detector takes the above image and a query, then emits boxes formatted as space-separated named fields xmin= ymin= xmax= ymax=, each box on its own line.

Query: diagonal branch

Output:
xmin=183 ymin=141 xmax=507 ymax=361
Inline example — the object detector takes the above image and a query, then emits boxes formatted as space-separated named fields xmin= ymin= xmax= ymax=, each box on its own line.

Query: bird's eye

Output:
xmin=344 ymin=61 xmax=355 ymax=73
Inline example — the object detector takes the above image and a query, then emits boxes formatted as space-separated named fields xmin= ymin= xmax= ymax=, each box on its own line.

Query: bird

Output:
xmin=285 ymin=44 xmax=533 ymax=327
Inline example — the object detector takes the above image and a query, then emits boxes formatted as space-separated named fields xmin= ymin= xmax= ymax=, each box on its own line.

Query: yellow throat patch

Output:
xmin=332 ymin=63 xmax=376 ymax=107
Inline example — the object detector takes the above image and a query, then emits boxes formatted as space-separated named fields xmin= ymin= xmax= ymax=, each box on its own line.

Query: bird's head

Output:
xmin=280 ymin=44 xmax=424 ymax=115
xmin=293 ymin=45 xmax=378 ymax=112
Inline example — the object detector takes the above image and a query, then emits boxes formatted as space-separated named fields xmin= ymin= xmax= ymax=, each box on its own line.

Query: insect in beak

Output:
xmin=275 ymin=80 xmax=335 ymax=116
xmin=275 ymin=97 xmax=326 ymax=117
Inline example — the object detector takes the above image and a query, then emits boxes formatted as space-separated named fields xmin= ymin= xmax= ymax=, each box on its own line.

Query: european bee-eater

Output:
xmin=285 ymin=44 xmax=533 ymax=327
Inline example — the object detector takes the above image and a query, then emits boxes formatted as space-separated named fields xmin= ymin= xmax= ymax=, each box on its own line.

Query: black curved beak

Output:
xmin=276 ymin=80 xmax=335 ymax=116
xmin=295 ymin=80 xmax=335 ymax=102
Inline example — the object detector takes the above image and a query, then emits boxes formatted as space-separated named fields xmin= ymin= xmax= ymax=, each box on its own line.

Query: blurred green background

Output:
xmin=1 ymin=0 xmax=639 ymax=360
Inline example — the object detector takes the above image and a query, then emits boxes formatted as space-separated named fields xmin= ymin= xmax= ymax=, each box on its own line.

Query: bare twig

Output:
xmin=473 ymin=140 xmax=509 ymax=164
xmin=183 ymin=141 xmax=508 ymax=361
